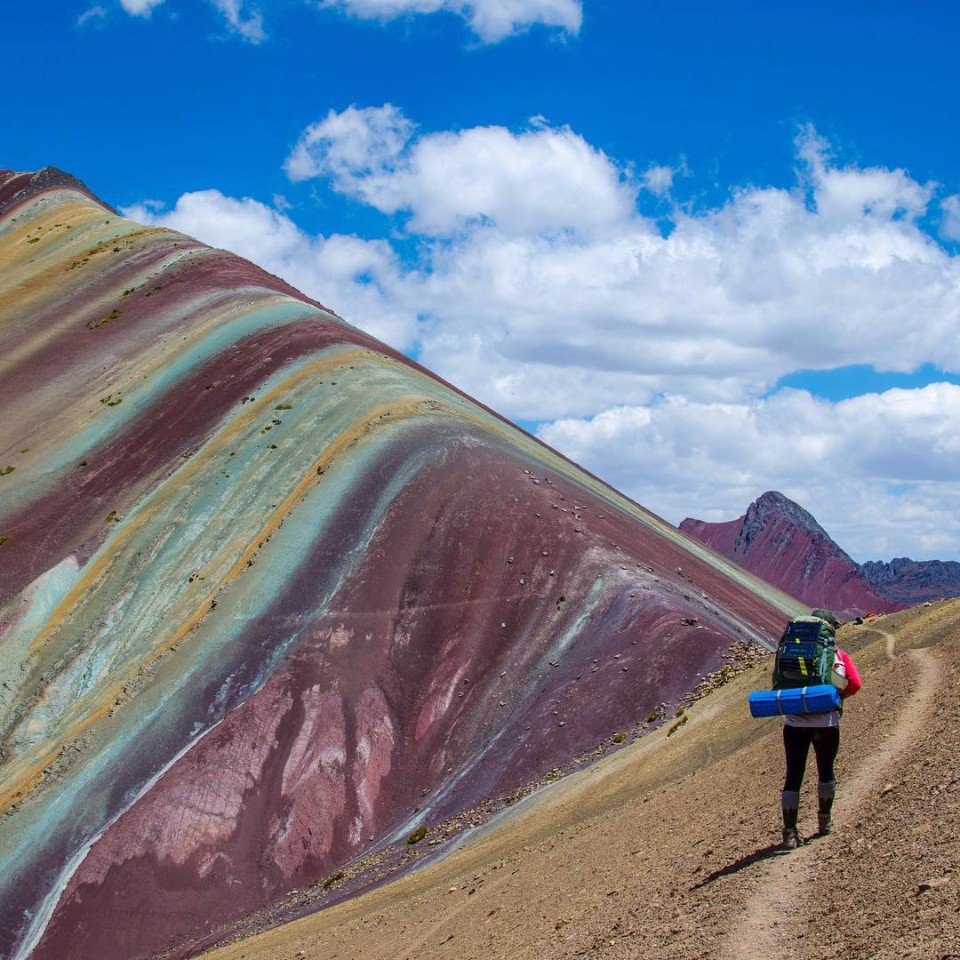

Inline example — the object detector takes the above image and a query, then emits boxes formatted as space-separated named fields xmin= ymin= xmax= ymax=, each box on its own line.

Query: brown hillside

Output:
xmin=202 ymin=599 xmax=960 ymax=960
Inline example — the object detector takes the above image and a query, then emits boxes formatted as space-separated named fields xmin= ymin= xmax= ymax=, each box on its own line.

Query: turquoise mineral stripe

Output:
xmin=0 ymin=415 xmax=452 ymax=947
xmin=0 ymin=558 xmax=81 ymax=732
xmin=0 ymin=299 xmax=339 ymax=513
xmin=8 ymin=354 xmax=444 ymax=753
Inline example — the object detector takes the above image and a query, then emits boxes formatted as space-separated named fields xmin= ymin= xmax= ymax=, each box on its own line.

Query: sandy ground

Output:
xmin=202 ymin=599 xmax=960 ymax=960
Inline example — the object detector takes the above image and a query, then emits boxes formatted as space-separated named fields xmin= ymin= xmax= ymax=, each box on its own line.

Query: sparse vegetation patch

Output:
xmin=406 ymin=826 xmax=428 ymax=845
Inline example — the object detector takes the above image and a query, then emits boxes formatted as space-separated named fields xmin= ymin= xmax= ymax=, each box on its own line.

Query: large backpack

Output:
xmin=772 ymin=616 xmax=836 ymax=690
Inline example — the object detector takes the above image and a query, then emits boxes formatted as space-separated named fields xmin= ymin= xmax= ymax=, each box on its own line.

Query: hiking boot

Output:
xmin=817 ymin=780 xmax=836 ymax=836
xmin=781 ymin=789 xmax=802 ymax=849
xmin=782 ymin=826 xmax=803 ymax=850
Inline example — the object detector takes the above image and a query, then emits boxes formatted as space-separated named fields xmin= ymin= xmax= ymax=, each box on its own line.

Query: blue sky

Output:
xmin=6 ymin=0 xmax=960 ymax=560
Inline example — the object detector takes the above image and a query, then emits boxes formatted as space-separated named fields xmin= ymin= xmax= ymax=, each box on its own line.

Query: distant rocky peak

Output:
xmin=735 ymin=491 xmax=853 ymax=564
xmin=680 ymin=490 xmax=897 ymax=616
xmin=682 ymin=489 xmax=958 ymax=612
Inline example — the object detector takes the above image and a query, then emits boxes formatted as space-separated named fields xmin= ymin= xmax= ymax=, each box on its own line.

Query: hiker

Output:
xmin=780 ymin=608 xmax=862 ymax=849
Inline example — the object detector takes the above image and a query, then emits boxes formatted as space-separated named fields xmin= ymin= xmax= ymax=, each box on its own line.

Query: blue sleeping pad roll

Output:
xmin=748 ymin=684 xmax=841 ymax=718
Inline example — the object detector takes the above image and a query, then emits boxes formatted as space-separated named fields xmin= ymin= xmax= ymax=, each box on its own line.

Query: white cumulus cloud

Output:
xmin=113 ymin=0 xmax=264 ymax=40
xmin=797 ymin=126 xmax=935 ymax=224
xmin=315 ymin=0 xmax=582 ymax=41
xmin=109 ymin=0 xmax=579 ymax=41
xmin=538 ymin=384 xmax=960 ymax=561
xmin=641 ymin=162 xmax=685 ymax=197
xmin=118 ymin=0 xmax=165 ymax=15
xmin=285 ymin=104 xmax=416 ymax=187
xmin=281 ymin=112 xmax=960 ymax=422
xmin=943 ymin=194 xmax=960 ymax=242
xmin=285 ymin=104 xmax=635 ymax=236
xmin=122 ymin=117 xmax=960 ymax=558
xmin=77 ymin=5 xmax=108 ymax=26
xmin=210 ymin=0 xmax=266 ymax=42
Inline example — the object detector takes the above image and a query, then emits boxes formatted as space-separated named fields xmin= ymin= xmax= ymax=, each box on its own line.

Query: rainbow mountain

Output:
xmin=0 ymin=167 xmax=802 ymax=960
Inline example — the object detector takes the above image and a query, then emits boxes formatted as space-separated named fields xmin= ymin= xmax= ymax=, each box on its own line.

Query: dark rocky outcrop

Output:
xmin=860 ymin=558 xmax=960 ymax=606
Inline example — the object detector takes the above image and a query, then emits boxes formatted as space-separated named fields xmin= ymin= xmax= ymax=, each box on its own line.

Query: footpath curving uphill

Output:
xmin=0 ymin=168 xmax=801 ymax=960
xmin=721 ymin=634 xmax=939 ymax=960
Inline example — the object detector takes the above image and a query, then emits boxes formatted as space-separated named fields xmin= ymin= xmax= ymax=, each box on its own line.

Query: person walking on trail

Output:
xmin=781 ymin=608 xmax=862 ymax=850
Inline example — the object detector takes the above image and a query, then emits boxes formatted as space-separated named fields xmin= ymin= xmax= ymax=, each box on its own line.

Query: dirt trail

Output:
xmin=871 ymin=626 xmax=898 ymax=661
xmin=722 ymin=629 xmax=939 ymax=960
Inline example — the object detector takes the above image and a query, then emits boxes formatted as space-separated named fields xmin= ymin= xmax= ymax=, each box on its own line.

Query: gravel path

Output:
xmin=723 ymin=632 xmax=939 ymax=960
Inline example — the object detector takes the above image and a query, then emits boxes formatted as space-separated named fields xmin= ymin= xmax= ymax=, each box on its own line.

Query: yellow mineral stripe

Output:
xmin=0 ymin=203 xmax=139 ymax=328
xmin=1 ymin=372 xmax=452 ymax=813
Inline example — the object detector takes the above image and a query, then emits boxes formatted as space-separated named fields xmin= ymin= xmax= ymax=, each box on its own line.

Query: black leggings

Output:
xmin=783 ymin=725 xmax=840 ymax=791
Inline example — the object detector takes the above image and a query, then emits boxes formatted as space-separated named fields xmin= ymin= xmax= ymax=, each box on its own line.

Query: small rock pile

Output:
xmin=683 ymin=640 xmax=770 ymax=707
